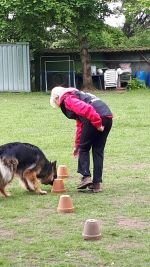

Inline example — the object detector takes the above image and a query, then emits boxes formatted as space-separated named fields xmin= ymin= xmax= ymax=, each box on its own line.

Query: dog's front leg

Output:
xmin=23 ymin=170 xmax=47 ymax=195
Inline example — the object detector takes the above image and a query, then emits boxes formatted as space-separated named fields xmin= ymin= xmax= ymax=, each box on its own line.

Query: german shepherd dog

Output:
xmin=0 ymin=142 xmax=57 ymax=197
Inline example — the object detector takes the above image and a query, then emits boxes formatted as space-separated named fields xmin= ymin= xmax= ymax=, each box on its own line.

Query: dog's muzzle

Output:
xmin=41 ymin=175 xmax=56 ymax=185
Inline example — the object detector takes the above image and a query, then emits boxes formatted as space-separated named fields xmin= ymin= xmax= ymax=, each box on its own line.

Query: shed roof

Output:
xmin=39 ymin=47 xmax=150 ymax=54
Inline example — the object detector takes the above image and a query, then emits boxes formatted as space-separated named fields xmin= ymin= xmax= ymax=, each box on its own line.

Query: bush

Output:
xmin=127 ymin=78 xmax=146 ymax=91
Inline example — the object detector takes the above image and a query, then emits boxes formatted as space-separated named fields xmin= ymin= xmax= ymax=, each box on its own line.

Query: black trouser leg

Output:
xmin=92 ymin=145 xmax=104 ymax=183
xmin=92 ymin=118 xmax=112 ymax=183
xmin=77 ymin=122 xmax=93 ymax=177
xmin=77 ymin=149 xmax=91 ymax=177
xmin=77 ymin=118 xmax=112 ymax=181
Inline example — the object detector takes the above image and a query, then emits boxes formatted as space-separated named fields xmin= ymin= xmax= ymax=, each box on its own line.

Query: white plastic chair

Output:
xmin=104 ymin=69 xmax=118 ymax=90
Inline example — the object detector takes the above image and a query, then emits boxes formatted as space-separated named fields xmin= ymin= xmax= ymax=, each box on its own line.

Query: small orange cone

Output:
xmin=57 ymin=194 xmax=74 ymax=213
xmin=82 ymin=219 xmax=101 ymax=240
xmin=51 ymin=179 xmax=66 ymax=193
xmin=57 ymin=165 xmax=69 ymax=179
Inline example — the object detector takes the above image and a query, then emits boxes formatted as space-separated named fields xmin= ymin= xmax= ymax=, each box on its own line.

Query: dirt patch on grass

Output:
xmin=17 ymin=217 xmax=30 ymax=224
xmin=107 ymin=241 xmax=143 ymax=251
xmin=112 ymin=195 xmax=149 ymax=205
xmin=108 ymin=162 xmax=150 ymax=171
xmin=0 ymin=228 xmax=16 ymax=238
xmin=130 ymin=163 xmax=150 ymax=170
xmin=33 ymin=207 xmax=57 ymax=224
xmin=77 ymin=251 xmax=104 ymax=266
xmin=117 ymin=217 xmax=149 ymax=230
xmin=36 ymin=207 xmax=55 ymax=218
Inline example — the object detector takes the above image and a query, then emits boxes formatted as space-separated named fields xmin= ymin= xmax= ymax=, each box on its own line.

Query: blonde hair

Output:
xmin=50 ymin=86 xmax=66 ymax=108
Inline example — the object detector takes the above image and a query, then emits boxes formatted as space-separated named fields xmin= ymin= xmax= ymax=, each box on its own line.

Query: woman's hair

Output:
xmin=50 ymin=86 xmax=66 ymax=108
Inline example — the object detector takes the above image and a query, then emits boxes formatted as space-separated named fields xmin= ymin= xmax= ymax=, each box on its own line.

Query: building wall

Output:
xmin=0 ymin=43 xmax=31 ymax=92
xmin=35 ymin=49 xmax=150 ymax=90
xmin=101 ymin=51 xmax=150 ymax=74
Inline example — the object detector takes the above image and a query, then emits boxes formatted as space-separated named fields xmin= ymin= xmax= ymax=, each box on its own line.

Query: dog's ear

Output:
xmin=52 ymin=161 xmax=57 ymax=168
xmin=52 ymin=161 xmax=57 ymax=179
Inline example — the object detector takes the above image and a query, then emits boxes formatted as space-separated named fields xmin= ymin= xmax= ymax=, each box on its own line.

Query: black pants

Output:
xmin=77 ymin=117 xmax=112 ymax=183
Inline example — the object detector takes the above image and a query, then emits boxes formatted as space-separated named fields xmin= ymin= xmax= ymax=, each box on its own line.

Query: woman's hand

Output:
xmin=97 ymin=125 xmax=105 ymax=132
xmin=73 ymin=147 xmax=79 ymax=158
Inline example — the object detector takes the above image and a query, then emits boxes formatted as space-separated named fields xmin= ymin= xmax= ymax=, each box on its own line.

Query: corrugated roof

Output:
xmin=40 ymin=47 xmax=150 ymax=54
xmin=90 ymin=47 xmax=150 ymax=53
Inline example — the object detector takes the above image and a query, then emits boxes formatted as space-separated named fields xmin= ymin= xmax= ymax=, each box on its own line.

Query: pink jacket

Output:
xmin=59 ymin=88 xmax=102 ymax=149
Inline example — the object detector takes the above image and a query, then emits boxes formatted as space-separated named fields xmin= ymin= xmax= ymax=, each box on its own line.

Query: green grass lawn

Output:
xmin=0 ymin=89 xmax=149 ymax=267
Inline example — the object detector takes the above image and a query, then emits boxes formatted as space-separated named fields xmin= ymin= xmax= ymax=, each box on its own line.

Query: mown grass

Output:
xmin=0 ymin=89 xmax=150 ymax=267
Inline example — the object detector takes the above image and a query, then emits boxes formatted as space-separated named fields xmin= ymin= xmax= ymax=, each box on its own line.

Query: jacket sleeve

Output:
xmin=75 ymin=120 xmax=83 ymax=149
xmin=64 ymin=94 xmax=102 ymax=129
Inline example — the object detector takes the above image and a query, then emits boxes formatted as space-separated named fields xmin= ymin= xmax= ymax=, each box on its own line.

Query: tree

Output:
xmin=122 ymin=0 xmax=150 ymax=38
xmin=0 ymin=0 xmax=58 ymax=48
xmin=0 ymin=0 xmax=116 ymax=90
xmin=0 ymin=0 xmax=124 ymax=90
xmin=46 ymin=0 xmax=113 ymax=90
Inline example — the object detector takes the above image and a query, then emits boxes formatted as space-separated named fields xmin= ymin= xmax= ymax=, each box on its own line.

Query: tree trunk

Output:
xmin=79 ymin=36 xmax=93 ymax=91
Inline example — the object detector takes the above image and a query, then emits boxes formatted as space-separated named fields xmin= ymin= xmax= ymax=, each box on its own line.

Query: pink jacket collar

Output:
xmin=59 ymin=88 xmax=78 ymax=104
